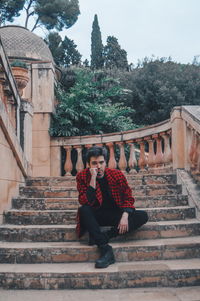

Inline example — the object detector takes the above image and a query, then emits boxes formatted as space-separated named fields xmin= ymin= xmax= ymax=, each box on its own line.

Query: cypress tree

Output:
xmin=91 ymin=14 xmax=104 ymax=69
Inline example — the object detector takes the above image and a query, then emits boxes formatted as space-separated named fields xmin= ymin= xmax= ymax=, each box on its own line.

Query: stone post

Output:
xmin=50 ymin=145 xmax=61 ymax=176
xmin=171 ymin=107 xmax=185 ymax=169
xmin=20 ymin=99 xmax=33 ymax=166
xmin=32 ymin=62 xmax=55 ymax=176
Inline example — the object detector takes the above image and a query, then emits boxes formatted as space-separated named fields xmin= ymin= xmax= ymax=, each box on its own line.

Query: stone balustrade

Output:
xmin=0 ymin=37 xmax=22 ymax=140
xmin=50 ymin=119 xmax=172 ymax=176
xmin=180 ymin=106 xmax=200 ymax=180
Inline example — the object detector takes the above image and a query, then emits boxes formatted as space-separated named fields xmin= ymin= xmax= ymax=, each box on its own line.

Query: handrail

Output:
xmin=0 ymin=35 xmax=21 ymax=140
xmin=50 ymin=119 xmax=172 ymax=176
xmin=180 ymin=106 xmax=200 ymax=178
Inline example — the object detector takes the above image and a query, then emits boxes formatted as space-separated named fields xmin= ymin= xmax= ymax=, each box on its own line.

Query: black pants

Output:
xmin=79 ymin=205 xmax=148 ymax=246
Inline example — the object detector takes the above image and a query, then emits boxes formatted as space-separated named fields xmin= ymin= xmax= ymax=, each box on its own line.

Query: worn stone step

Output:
xmin=0 ymin=219 xmax=199 ymax=242
xmin=4 ymin=206 xmax=195 ymax=225
xmin=26 ymin=173 xmax=177 ymax=187
xmin=19 ymin=184 xmax=182 ymax=198
xmin=0 ymin=259 xmax=200 ymax=289
xmin=0 ymin=236 xmax=200 ymax=264
xmin=12 ymin=195 xmax=189 ymax=210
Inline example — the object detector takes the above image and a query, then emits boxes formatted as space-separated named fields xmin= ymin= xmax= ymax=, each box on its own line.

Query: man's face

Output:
xmin=88 ymin=155 xmax=106 ymax=178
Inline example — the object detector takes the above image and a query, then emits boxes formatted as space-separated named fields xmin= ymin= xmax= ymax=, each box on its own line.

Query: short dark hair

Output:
xmin=86 ymin=146 xmax=108 ymax=163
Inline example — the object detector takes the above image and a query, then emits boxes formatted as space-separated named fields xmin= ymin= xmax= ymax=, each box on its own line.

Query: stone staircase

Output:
xmin=0 ymin=172 xmax=200 ymax=289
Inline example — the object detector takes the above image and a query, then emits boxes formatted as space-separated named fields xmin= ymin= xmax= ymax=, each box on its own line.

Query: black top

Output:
xmin=97 ymin=176 xmax=118 ymax=209
xmin=86 ymin=175 xmax=134 ymax=214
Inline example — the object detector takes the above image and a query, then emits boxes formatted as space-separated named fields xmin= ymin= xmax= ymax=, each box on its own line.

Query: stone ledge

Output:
xmin=177 ymin=169 xmax=200 ymax=219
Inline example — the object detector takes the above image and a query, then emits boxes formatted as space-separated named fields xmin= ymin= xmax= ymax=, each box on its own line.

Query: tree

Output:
xmin=0 ymin=0 xmax=24 ymax=25
xmin=45 ymin=32 xmax=64 ymax=66
xmin=0 ymin=0 xmax=80 ymax=32
xmin=104 ymin=36 xmax=129 ymax=70
xmin=91 ymin=14 xmax=104 ymax=69
xmin=46 ymin=32 xmax=82 ymax=67
xmin=61 ymin=36 xmax=82 ymax=66
xmin=108 ymin=57 xmax=200 ymax=125
xmin=50 ymin=68 xmax=135 ymax=136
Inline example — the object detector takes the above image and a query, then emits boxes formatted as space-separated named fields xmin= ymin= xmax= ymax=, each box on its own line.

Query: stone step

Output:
xmin=0 ymin=219 xmax=199 ymax=242
xmin=0 ymin=259 xmax=200 ymax=289
xmin=12 ymin=195 xmax=189 ymax=210
xmin=26 ymin=174 xmax=177 ymax=187
xmin=19 ymin=184 xmax=182 ymax=198
xmin=4 ymin=206 xmax=195 ymax=225
xmin=0 ymin=236 xmax=200 ymax=264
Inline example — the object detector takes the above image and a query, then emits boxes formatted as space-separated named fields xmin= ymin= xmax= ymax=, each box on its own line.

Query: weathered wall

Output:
xmin=0 ymin=126 xmax=25 ymax=223
xmin=0 ymin=99 xmax=28 ymax=223
xmin=31 ymin=63 xmax=55 ymax=176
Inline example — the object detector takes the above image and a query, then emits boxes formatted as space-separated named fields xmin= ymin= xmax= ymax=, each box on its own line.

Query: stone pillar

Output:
xmin=31 ymin=62 xmax=55 ymax=177
xmin=20 ymin=99 xmax=33 ymax=166
xmin=50 ymin=146 xmax=61 ymax=176
xmin=171 ymin=107 xmax=185 ymax=169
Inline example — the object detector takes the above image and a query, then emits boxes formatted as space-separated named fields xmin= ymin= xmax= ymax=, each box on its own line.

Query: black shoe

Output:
xmin=95 ymin=244 xmax=115 ymax=268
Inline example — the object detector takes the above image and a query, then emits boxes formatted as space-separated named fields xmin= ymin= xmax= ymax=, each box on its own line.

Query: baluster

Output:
xmin=192 ymin=131 xmax=198 ymax=173
xmin=189 ymin=129 xmax=196 ymax=168
xmin=137 ymin=140 xmax=147 ymax=172
xmin=146 ymin=137 xmax=155 ymax=170
xmin=197 ymin=134 xmax=200 ymax=173
xmin=116 ymin=142 xmax=127 ymax=172
xmin=127 ymin=140 xmax=137 ymax=173
xmin=153 ymin=135 xmax=164 ymax=168
xmin=74 ymin=145 xmax=84 ymax=173
xmin=106 ymin=142 xmax=117 ymax=169
xmin=162 ymin=132 xmax=172 ymax=166
xmin=85 ymin=144 xmax=93 ymax=167
xmin=63 ymin=146 xmax=72 ymax=176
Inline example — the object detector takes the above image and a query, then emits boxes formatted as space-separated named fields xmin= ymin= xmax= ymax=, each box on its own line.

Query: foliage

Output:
xmin=91 ymin=14 xmax=104 ymax=69
xmin=0 ymin=0 xmax=24 ymax=25
xmin=45 ymin=32 xmax=63 ymax=66
xmin=46 ymin=32 xmax=81 ymax=67
xmin=106 ymin=58 xmax=200 ymax=125
xmin=61 ymin=36 xmax=82 ymax=66
xmin=50 ymin=69 xmax=136 ymax=136
xmin=10 ymin=60 xmax=28 ymax=69
xmin=0 ymin=0 xmax=80 ymax=32
xmin=104 ymin=36 xmax=129 ymax=70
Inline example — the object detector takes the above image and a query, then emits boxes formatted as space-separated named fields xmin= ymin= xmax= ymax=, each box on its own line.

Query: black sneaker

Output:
xmin=95 ymin=244 xmax=115 ymax=268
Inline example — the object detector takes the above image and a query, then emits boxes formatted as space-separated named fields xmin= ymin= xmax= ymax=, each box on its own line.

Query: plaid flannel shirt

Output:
xmin=76 ymin=167 xmax=135 ymax=237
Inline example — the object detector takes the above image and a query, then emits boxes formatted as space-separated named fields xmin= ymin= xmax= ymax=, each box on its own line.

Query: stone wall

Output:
xmin=0 ymin=127 xmax=24 ymax=223
xmin=31 ymin=63 xmax=55 ymax=177
xmin=0 ymin=101 xmax=27 ymax=223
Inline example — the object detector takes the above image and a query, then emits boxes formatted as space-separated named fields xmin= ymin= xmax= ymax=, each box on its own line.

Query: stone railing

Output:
xmin=50 ymin=119 xmax=172 ymax=176
xmin=0 ymin=36 xmax=21 ymax=140
xmin=179 ymin=106 xmax=200 ymax=180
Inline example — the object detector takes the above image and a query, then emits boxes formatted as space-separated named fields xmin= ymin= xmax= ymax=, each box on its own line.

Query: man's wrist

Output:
xmin=122 ymin=211 xmax=129 ymax=217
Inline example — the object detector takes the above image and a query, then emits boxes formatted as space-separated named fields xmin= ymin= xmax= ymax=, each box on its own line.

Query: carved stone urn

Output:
xmin=11 ymin=66 xmax=29 ymax=97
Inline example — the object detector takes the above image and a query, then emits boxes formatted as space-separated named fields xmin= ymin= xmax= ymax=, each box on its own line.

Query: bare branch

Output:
xmin=31 ymin=17 xmax=40 ymax=32
xmin=24 ymin=0 xmax=35 ymax=28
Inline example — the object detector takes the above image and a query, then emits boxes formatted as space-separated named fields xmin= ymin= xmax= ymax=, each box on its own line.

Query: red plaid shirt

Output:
xmin=76 ymin=167 xmax=135 ymax=237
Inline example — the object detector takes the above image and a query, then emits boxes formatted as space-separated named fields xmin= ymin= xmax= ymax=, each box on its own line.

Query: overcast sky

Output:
xmin=61 ymin=0 xmax=200 ymax=66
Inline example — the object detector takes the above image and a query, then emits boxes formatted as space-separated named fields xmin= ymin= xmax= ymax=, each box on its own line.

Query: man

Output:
xmin=76 ymin=146 xmax=148 ymax=268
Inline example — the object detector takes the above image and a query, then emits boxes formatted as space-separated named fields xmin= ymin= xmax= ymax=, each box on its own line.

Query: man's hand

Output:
xmin=89 ymin=168 xmax=98 ymax=189
xmin=118 ymin=212 xmax=129 ymax=234
xmin=90 ymin=168 xmax=98 ymax=177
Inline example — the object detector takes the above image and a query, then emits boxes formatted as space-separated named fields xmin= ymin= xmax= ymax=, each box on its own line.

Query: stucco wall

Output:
xmin=0 ymin=126 xmax=25 ymax=223
xmin=31 ymin=62 xmax=55 ymax=177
